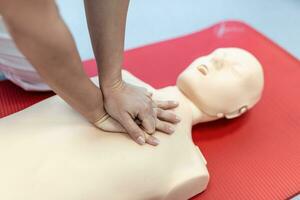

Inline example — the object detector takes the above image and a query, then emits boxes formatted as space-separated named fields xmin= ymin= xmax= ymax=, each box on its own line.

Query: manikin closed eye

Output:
xmin=197 ymin=64 xmax=208 ymax=76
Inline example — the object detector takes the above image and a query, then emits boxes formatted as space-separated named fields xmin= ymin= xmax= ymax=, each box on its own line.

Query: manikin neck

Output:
xmin=171 ymin=86 xmax=218 ymax=126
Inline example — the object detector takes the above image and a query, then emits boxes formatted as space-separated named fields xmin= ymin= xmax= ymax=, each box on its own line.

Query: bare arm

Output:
xmin=0 ymin=0 xmax=180 ymax=146
xmin=0 ymin=0 xmax=105 ymax=122
xmin=84 ymin=0 xmax=182 ymax=145
xmin=84 ymin=0 xmax=128 ymax=87
xmin=84 ymin=0 xmax=158 ymax=144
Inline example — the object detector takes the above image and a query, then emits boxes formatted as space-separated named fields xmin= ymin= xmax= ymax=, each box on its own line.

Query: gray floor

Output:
xmin=291 ymin=193 xmax=300 ymax=200
xmin=0 ymin=0 xmax=299 ymax=81
xmin=57 ymin=0 xmax=300 ymax=60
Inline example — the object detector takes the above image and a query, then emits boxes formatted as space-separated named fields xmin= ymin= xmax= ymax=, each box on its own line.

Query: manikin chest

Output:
xmin=0 ymin=87 xmax=208 ymax=200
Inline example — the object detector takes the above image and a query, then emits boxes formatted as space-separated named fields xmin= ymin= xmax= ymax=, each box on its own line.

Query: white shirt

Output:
xmin=0 ymin=16 xmax=50 ymax=91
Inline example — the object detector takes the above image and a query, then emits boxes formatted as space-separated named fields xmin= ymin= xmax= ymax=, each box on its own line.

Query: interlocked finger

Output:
xmin=156 ymin=108 xmax=180 ymax=124
xmin=155 ymin=118 xmax=175 ymax=135
xmin=154 ymin=100 xmax=179 ymax=110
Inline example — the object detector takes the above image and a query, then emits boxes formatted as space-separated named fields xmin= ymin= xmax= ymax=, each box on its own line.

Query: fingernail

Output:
xmin=137 ymin=136 xmax=145 ymax=145
xmin=173 ymin=101 xmax=179 ymax=105
xmin=175 ymin=115 xmax=181 ymax=122
xmin=168 ymin=126 xmax=175 ymax=133
xmin=153 ymin=138 xmax=160 ymax=145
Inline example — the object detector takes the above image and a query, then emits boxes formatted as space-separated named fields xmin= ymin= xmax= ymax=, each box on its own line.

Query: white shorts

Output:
xmin=0 ymin=17 xmax=50 ymax=91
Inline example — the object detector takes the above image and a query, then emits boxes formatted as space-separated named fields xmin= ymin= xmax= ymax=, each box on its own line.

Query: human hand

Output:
xmin=94 ymin=99 xmax=181 ymax=146
xmin=100 ymin=80 xmax=180 ymax=145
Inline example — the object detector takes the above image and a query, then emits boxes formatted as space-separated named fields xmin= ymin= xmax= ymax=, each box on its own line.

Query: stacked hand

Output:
xmin=95 ymin=80 xmax=181 ymax=146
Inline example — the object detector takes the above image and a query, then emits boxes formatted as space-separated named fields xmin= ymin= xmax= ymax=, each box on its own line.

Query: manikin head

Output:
xmin=177 ymin=48 xmax=264 ymax=119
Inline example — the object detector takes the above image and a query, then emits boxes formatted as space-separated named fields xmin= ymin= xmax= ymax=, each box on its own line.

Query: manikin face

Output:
xmin=177 ymin=48 xmax=264 ymax=119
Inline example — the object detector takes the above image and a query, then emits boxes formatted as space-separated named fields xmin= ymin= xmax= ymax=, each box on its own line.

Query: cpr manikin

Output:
xmin=0 ymin=48 xmax=264 ymax=200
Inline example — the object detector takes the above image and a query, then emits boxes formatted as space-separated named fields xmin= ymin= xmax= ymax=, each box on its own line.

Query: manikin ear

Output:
xmin=217 ymin=113 xmax=224 ymax=118
xmin=239 ymin=106 xmax=248 ymax=114
xmin=225 ymin=113 xmax=240 ymax=119
xmin=224 ymin=106 xmax=248 ymax=119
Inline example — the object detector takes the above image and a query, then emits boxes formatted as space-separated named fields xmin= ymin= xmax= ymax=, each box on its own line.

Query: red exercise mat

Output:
xmin=0 ymin=21 xmax=299 ymax=200
xmin=0 ymin=65 xmax=96 ymax=118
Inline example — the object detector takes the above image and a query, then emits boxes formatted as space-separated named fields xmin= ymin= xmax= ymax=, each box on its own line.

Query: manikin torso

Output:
xmin=0 ymin=48 xmax=264 ymax=200
xmin=0 ymin=71 xmax=209 ymax=200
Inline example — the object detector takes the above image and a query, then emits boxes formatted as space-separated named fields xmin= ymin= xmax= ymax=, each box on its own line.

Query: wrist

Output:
xmin=82 ymin=88 xmax=107 ymax=123
xmin=86 ymin=107 xmax=107 ymax=124
xmin=99 ymin=69 xmax=122 ymax=89
xmin=100 ymin=76 xmax=125 ymax=96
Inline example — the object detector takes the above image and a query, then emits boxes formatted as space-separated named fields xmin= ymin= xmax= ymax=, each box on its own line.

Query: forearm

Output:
xmin=84 ymin=0 xmax=129 ymax=87
xmin=1 ymin=0 xmax=105 ymax=122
